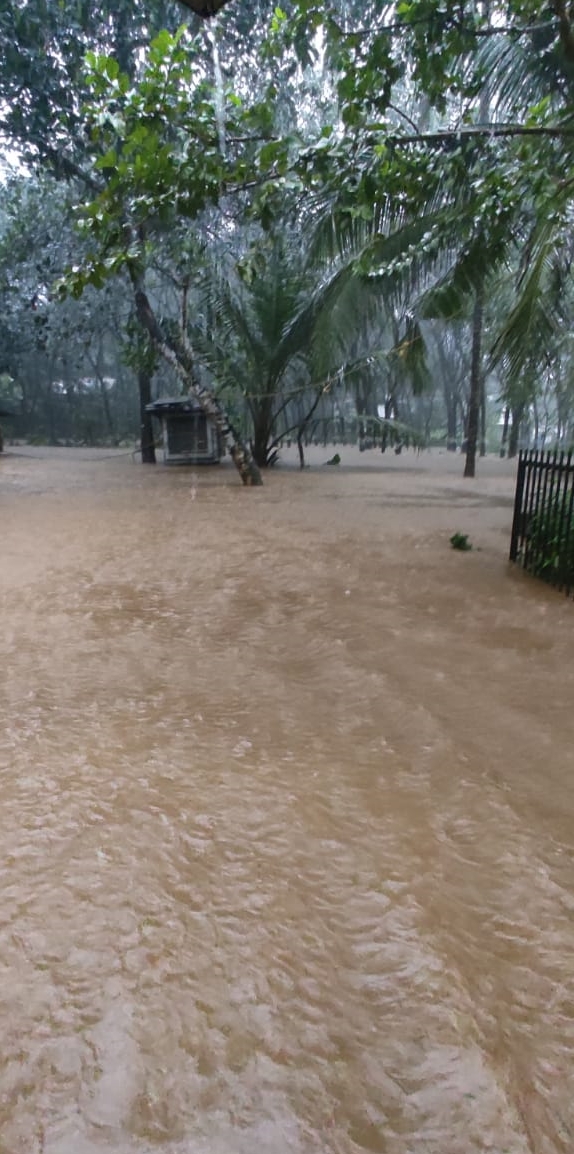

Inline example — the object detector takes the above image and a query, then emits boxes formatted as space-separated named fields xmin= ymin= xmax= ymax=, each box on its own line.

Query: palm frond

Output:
xmin=490 ymin=238 xmax=563 ymax=390
xmin=388 ymin=314 xmax=429 ymax=396
xmin=419 ymin=224 xmax=510 ymax=321
xmin=194 ymin=261 xmax=265 ymax=372
xmin=478 ymin=21 xmax=574 ymax=117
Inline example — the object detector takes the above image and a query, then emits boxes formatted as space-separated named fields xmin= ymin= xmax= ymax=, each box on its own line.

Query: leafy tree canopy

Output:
xmin=3 ymin=0 xmax=574 ymax=474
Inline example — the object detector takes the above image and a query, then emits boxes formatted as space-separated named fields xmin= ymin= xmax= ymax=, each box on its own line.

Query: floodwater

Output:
xmin=1 ymin=445 xmax=573 ymax=1154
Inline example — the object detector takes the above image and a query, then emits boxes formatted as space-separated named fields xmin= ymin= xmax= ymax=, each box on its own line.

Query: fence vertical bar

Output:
xmin=524 ymin=450 xmax=543 ymax=572
xmin=545 ymin=452 xmax=563 ymax=590
xmin=562 ymin=458 xmax=574 ymax=597
xmin=554 ymin=450 xmax=568 ymax=590
xmin=519 ymin=449 xmax=536 ymax=568
xmin=517 ymin=450 xmax=530 ymax=567
xmin=528 ymin=452 xmax=549 ymax=574
xmin=509 ymin=450 xmax=527 ymax=561
xmin=540 ymin=450 xmax=559 ymax=586
xmin=535 ymin=450 xmax=553 ymax=577
xmin=531 ymin=451 xmax=545 ymax=574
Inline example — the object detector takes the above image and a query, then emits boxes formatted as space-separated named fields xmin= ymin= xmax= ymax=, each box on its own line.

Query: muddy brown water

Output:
xmin=1 ymin=445 xmax=573 ymax=1154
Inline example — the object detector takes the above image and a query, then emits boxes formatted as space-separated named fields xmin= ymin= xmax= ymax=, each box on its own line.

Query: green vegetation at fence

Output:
xmin=510 ymin=451 xmax=574 ymax=596
xmin=524 ymin=499 xmax=574 ymax=586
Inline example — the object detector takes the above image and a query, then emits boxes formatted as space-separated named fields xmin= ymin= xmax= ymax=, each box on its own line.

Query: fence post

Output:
xmin=509 ymin=450 xmax=527 ymax=561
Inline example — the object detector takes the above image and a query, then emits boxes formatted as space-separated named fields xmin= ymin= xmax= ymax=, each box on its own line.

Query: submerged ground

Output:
xmin=1 ymin=445 xmax=573 ymax=1154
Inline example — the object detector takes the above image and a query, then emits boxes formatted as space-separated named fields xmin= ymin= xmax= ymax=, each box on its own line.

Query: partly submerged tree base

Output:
xmin=230 ymin=446 xmax=262 ymax=485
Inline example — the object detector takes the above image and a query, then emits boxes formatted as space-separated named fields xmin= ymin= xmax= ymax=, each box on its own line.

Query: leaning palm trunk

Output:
xmin=132 ymin=279 xmax=262 ymax=486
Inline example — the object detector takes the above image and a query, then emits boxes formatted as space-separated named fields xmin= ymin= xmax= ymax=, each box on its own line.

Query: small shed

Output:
xmin=146 ymin=397 xmax=222 ymax=465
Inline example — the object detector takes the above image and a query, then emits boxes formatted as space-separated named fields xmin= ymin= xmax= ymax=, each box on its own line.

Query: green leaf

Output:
xmin=259 ymin=140 xmax=286 ymax=169
xmin=95 ymin=148 xmax=117 ymax=170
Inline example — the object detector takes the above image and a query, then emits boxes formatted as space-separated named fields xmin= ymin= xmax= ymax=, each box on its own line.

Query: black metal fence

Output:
xmin=510 ymin=449 xmax=574 ymax=594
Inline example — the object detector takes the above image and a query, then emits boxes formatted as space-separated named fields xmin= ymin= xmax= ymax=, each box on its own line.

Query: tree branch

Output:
xmin=181 ymin=279 xmax=189 ymax=334
xmin=551 ymin=1 xmax=574 ymax=62
xmin=380 ymin=124 xmax=574 ymax=146
xmin=388 ymin=102 xmax=420 ymax=134
xmin=42 ymin=147 xmax=103 ymax=191
xmin=337 ymin=19 xmax=558 ymax=38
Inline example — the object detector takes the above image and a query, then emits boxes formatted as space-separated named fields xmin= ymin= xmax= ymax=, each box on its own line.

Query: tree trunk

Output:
xmin=464 ymin=287 xmax=484 ymax=478
xmin=533 ymin=397 xmax=540 ymax=449
xmin=479 ymin=371 xmax=487 ymax=457
xmin=132 ymin=279 xmax=261 ymax=485
xmin=252 ymin=429 xmax=270 ymax=468
xmin=250 ymin=396 xmax=274 ymax=467
xmin=508 ymin=403 xmax=524 ymax=458
xmin=499 ymin=405 xmax=510 ymax=457
xmin=380 ymin=396 xmax=394 ymax=452
xmin=98 ymin=375 xmax=116 ymax=443
xmin=138 ymin=367 xmax=156 ymax=464
xmin=91 ymin=347 xmax=116 ymax=444
xmin=295 ymin=386 xmax=327 ymax=469
xmin=46 ymin=381 xmax=57 ymax=445
xmin=446 ymin=395 xmax=458 ymax=451
xmin=468 ymin=12 xmax=490 ymax=475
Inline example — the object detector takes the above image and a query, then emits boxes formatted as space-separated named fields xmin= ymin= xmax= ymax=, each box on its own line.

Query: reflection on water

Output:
xmin=1 ymin=447 xmax=573 ymax=1154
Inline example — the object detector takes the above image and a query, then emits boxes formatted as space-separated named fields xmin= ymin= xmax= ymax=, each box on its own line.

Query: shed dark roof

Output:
xmin=146 ymin=397 xmax=206 ymax=416
xmin=178 ymin=0 xmax=232 ymax=17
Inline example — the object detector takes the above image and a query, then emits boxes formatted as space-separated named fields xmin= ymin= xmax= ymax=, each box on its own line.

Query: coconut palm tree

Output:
xmin=188 ymin=220 xmax=433 ymax=467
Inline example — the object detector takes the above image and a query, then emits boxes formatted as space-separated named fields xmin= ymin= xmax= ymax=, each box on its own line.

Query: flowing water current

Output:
xmin=1 ymin=447 xmax=573 ymax=1154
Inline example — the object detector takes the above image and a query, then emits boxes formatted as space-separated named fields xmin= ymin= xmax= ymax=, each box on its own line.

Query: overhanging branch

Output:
xmin=380 ymin=124 xmax=574 ymax=146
